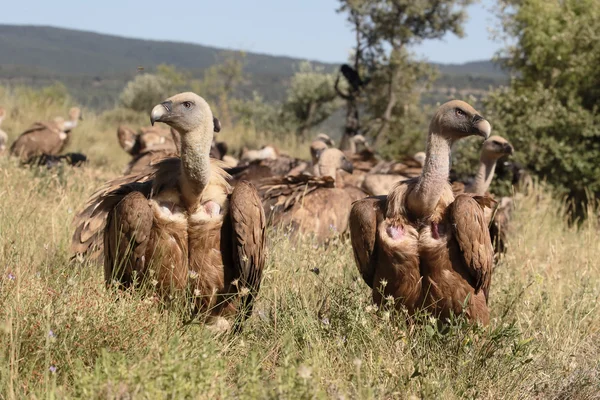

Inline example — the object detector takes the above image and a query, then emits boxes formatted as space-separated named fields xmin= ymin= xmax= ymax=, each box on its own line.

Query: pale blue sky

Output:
xmin=1 ymin=0 xmax=500 ymax=64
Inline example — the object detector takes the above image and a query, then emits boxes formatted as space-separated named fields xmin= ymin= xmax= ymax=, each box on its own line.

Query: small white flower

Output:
xmin=151 ymin=279 xmax=158 ymax=287
xmin=382 ymin=311 xmax=391 ymax=321
xmin=379 ymin=279 xmax=388 ymax=288
xmin=239 ymin=287 xmax=250 ymax=296
xmin=188 ymin=270 xmax=199 ymax=280
xmin=194 ymin=289 xmax=202 ymax=297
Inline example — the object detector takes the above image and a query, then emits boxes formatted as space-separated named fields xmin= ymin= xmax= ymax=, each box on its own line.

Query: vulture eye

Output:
xmin=455 ymin=108 xmax=465 ymax=117
xmin=492 ymin=140 xmax=501 ymax=145
xmin=182 ymin=101 xmax=193 ymax=109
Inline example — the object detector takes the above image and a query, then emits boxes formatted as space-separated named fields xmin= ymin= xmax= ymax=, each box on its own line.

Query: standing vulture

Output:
xmin=452 ymin=135 xmax=515 ymax=255
xmin=77 ymin=93 xmax=266 ymax=328
xmin=257 ymin=148 xmax=367 ymax=242
xmin=349 ymin=100 xmax=495 ymax=324
xmin=10 ymin=107 xmax=82 ymax=161
xmin=0 ymin=107 xmax=7 ymax=155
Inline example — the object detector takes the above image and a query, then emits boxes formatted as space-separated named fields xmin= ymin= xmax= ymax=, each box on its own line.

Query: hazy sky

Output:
xmin=1 ymin=0 xmax=501 ymax=64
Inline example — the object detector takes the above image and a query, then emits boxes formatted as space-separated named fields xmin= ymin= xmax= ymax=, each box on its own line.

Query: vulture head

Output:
xmin=69 ymin=107 xmax=83 ymax=122
xmin=413 ymin=151 xmax=426 ymax=167
xmin=310 ymin=140 xmax=329 ymax=164
xmin=315 ymin=133 xmax=335 ymax=147
xmin=151 ymin=92 xmax=220 ymax=135
xmin=315 ymin=148 xmax=353 ymax=179
xmin=117 ymin=125 xmax=139 ymax=154
xmin=481 ymin=135 xmax=514 ymax=160
xmin=431 ymin=100 xmax=491 ymax=141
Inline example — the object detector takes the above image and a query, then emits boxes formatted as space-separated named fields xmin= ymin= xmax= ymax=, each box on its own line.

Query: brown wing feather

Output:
xmin=229 ymin=181 xmax=267 ymax=324
xmin=71 ymin=158 xmax=180 ymax=260
xmin=104 ymin=192 xmax=154 ymax=287
xmin=349 ymin=196 xmax=386 ymax=288
xmin=256 ymin=175 xmax=335 ymax=218
xmin=449 ymin=194 xmax=495 ymax=300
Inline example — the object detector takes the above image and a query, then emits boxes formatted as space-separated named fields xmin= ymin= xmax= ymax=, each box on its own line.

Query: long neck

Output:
xmin=408 ymin=131 xmax=452 ymax=218
xmin=466 ymin=156 xmax=497 ymax=195
xmin=179 ymin=123 xmax=213 ymax=196
xmin=316 ymin=164 xmax=337 ymax=181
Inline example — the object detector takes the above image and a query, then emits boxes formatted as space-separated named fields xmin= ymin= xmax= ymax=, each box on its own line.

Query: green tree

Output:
xmin=337 ymin=0 xmax=473 ymax=154
xmin=193 ymin=52 xmax=246 ymax=127
xmin=282 ymin=62 xmax=341 ymax=138
xmin=483 ymin=0 xmax=600 ymax=212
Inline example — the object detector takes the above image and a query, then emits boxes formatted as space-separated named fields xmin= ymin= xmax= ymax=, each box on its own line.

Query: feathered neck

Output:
xmin=408 ymin=130 xmax=452 ymax=218
xmin=179 ymin=121 xmax=213 ymax=199
xmin=466 ymin=156 xmax=497 ymax=195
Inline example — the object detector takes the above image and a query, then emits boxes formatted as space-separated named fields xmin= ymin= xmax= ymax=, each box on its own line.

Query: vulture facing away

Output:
xmin=350 ymin=100 xmax=495 ymax=324
xmin=10 ymin=107 xmax=82 ymax=161
xmin=257 ymin=148 xmax=367 ymax=242
xmin=75 ymin=93 xmax=266 ymax=328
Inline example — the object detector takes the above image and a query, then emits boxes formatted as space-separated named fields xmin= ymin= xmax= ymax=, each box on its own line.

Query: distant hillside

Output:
xmin=0 ymin=25 xmax=508 ymax=109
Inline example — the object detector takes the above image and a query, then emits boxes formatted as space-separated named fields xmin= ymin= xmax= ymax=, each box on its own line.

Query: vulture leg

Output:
xmin=229 ymin=181 xmax=267 ymax=329
xmin=104 ymin=192 xmax=153 ymax=288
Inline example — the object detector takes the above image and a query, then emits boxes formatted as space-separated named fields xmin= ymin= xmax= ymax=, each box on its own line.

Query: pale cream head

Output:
xmin=430 ymin=100 xmax=491 ymax=141
xmin=315 ymin=148 xmax=353 ymax=178
xmin=481 ymin=135 xmax=514 ymax=160
xmin=151 ymin=92 xmax=219 ymax=135
xmin=315 ymin=133 xmax=335 ymax=147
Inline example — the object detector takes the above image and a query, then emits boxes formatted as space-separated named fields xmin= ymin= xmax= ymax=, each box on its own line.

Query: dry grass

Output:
xmin=1 ymin=88 xmax=599 ymax=399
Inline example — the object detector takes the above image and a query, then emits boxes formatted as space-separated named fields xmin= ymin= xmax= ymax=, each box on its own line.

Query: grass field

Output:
xmin=0 ymin=92 xmax=599 ymax=399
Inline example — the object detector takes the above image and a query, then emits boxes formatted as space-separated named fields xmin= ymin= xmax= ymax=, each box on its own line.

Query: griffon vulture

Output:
xmin=257 ymin=148 xmax=367 ymax=242
xmin=349 ymin=100 xmax=495 ymax=324
xmin=10 ymin=107 xmax=82 ymax=161
xmin=452 ymin=135 xmax=515 ymax=256
xmin=75 ymin=93 xmax=266 ymax=327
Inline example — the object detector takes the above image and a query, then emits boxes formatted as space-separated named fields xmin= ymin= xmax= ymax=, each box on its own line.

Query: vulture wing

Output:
xmin=256 ymin=174 xmax=335 ymax=217
xmin=229 ymin=180 xmax=267 ymax=325
xmin=71 ymin=158 xmax=179 ymax=260
xmin=449 ymin=194 xmax=495 ymax=300
xmin=103 ymin=191 xmax=154 ymax=287
xmin=349 ymin=196 xmax=386 ymax=288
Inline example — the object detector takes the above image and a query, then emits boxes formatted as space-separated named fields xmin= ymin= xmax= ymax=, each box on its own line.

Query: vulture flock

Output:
xmin=2 ymin=91 xmax=520 ymax=329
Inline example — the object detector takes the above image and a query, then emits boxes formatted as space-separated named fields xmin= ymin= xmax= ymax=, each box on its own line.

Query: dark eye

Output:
xmin=492 ymin=141 xmax=501 ymax=145
xmin=455 ymin=108 xmax=465 ymax=117
xmin=183 ymin=101 xmax=193 ymax=109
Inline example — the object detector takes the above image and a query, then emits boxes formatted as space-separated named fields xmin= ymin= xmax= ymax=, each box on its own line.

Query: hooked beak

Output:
xmin=150 ymin=101 xmax=172 ymax=126
xmin=471 ymin=115 xmax=492 ymax=139
xmin=341 ymin=158 xmax=354 ymax=174
xmin=503 ymin=143 xmax=514 ymax=155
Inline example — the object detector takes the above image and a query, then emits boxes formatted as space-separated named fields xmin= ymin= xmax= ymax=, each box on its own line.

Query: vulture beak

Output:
xmin=341 ymin=158 xmax=354 ymax=174
xmin=150 ymin=101 xmax=172 ymax=126
xmin=471 ymin=115 xmax=492 ymax=139
xmin=504 ymin=143 xmax=514 ymax=155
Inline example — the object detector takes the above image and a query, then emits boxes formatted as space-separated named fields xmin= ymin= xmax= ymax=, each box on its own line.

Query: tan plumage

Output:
xmin=361 ymin=152 xmax=426 ymax=196
xmin=10 ymin=107 xmax=81 ymax=161
xmin=350 ymin=100 xmax=495 ymax=324
xmin=257 ymin=148 xmax=367 ymax=242
xmin=75 ymin=93 xmax=266 ymax=328
xmin=117 ymin=125 xmax=181 ymax=174
xmin=0 ymin=107 xmax=8 ymax=155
